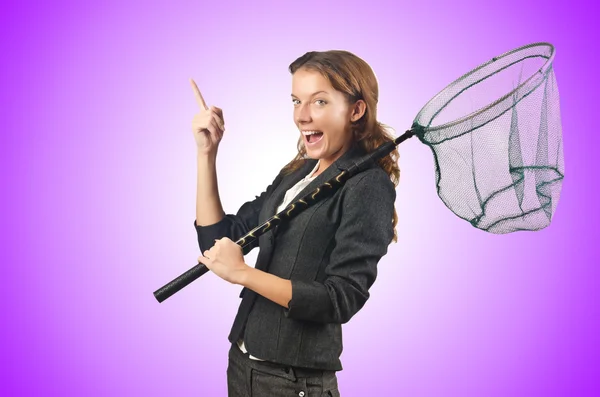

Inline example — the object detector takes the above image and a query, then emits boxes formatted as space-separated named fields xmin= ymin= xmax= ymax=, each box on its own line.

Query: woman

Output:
xmin=193 ymin=50 xmax=400 ymax=396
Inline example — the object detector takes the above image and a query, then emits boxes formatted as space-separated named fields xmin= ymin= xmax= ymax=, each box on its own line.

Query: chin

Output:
xmin=305 ymin=148 xmax=325 ymax=160
xmin=304 ymin=141 xmax=327 ymax=158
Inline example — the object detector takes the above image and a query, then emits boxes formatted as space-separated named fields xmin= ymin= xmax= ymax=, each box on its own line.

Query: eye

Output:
xmin=315 ymin=99 xmax=327 ymax=106
xmin=292 ymin=99 xmax=300 ymax=105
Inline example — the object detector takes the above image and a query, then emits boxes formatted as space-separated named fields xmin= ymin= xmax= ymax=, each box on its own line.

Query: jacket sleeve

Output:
xmin=193 ymin=171 xmax=284 ymax=253
xmin=283 ymin=170 xmax=396 ymax=324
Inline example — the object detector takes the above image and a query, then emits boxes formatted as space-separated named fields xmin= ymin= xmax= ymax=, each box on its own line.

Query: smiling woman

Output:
xmin=283 ymin=51 xmax=400 ymax=207
xmin=290 ymin=68 xmax=361 ymax=176
xmin=192 ymin=49 xmax=400 ymax=397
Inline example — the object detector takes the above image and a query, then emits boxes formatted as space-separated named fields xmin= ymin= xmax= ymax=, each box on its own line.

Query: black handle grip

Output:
xmin=153 ymin=262 xmax=210 ymax=303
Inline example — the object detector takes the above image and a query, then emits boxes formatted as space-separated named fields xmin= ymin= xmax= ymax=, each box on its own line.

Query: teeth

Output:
xmin=302 ymin=130 xmax=322 ymax=136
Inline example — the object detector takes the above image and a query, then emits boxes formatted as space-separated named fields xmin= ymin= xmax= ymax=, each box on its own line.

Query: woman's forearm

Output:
xmin=238 ymin=266 xmax=292 ymax=309
xmin=196 ymin=152 xmax=225 ymax=226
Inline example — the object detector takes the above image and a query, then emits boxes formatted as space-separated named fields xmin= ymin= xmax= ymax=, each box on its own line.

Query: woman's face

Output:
xmin=291 ymin=67 xmax=364 ymax=170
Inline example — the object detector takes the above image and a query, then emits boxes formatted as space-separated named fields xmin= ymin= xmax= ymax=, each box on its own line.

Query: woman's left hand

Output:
xmin=198 ymin=237 xmax=248 ymax=285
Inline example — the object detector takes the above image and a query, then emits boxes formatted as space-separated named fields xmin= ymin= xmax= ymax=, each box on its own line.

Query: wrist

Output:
xmin=197 ymin=150 xmax=217 ymax=163
xmin=234 ymin=263 xmax=253 ymax=286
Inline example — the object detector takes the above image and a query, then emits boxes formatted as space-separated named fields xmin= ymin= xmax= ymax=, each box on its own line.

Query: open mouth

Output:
xmin=303 ymin=131 xmax=324 ymax=145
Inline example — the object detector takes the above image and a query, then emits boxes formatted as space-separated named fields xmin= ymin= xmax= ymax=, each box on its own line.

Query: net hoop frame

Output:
xmin=412 ymin=42 xmax=556 ymax=140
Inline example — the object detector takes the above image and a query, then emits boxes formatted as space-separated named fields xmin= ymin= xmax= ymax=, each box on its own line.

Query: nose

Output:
xmin=295 ymin=103 xmax=312 ymax=124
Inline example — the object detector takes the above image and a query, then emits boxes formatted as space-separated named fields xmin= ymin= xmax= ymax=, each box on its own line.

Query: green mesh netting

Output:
xmin=412 ymin=42 xmax=564 ymax=234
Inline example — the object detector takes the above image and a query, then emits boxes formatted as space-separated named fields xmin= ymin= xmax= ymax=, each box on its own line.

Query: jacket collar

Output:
xmin=263 ymin=143 xmax=368 ymax=221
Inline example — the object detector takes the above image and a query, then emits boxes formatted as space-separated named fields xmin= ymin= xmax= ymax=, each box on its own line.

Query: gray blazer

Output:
xmin=194 ymin=143 xmax=396 ymax=370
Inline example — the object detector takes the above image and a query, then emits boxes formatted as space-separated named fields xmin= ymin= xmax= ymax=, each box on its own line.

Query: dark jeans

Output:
xmin=227 ymin=342 xmax=341 ymax=396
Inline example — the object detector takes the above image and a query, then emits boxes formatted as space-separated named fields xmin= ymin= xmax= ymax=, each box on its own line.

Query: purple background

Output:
xmin=2 ymin=0 xmax=598 ymax=396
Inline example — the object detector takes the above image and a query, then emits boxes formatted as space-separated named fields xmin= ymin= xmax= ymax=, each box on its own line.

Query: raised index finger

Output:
xmin=189 ymin=78 xmax=208 ymax=110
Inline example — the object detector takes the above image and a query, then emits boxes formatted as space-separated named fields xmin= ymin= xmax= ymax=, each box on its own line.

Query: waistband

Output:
xmin=229 ymin=342 xmax=331 ymax=381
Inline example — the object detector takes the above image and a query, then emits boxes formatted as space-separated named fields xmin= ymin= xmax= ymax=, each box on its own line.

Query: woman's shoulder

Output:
xmin=334 ymin=165 xmax=396 ymax=215
xmin=345 ymin=164 xmax=395 ymax=193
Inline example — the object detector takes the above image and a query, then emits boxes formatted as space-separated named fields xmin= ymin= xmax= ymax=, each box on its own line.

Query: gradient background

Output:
xmin=2 ymin=0 xmax=598 ymax=396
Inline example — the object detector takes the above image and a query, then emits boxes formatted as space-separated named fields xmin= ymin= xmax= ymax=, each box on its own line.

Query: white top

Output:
xmin=237 ymin=160 xmax=321 ymax=360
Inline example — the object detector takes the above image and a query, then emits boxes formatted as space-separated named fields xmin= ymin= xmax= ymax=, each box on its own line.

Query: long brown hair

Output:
xmin=281 ymin=50 xmax=400 ymax=243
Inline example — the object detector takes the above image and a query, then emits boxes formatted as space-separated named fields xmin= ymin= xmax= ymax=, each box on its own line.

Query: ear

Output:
xmin=350 ymin=100 xmax=367 ymax=122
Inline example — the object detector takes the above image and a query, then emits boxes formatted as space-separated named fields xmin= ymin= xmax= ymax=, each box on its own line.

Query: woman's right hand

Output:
xmin=190 ymin=78 xmax=225 ymax=156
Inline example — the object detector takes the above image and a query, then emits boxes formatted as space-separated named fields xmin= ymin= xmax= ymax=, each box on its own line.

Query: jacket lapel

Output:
xmin=286 ymin=143 xmax=368 ymax=206
xmin=253 ymin=143 xmax=370 ymax=271
xmin=259 ymin=160 xmax=315 ymax=224
xmin=260 ymin=143 xmax=367 ymax=223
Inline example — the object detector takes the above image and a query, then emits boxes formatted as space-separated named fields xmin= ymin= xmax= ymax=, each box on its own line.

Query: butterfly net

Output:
xmin=411 ymin=42 xmax=564 ymax=234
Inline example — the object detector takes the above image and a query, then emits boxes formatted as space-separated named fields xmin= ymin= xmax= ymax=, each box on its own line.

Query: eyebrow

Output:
xmin=291 ymin=90 xmax=329 ymax=98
